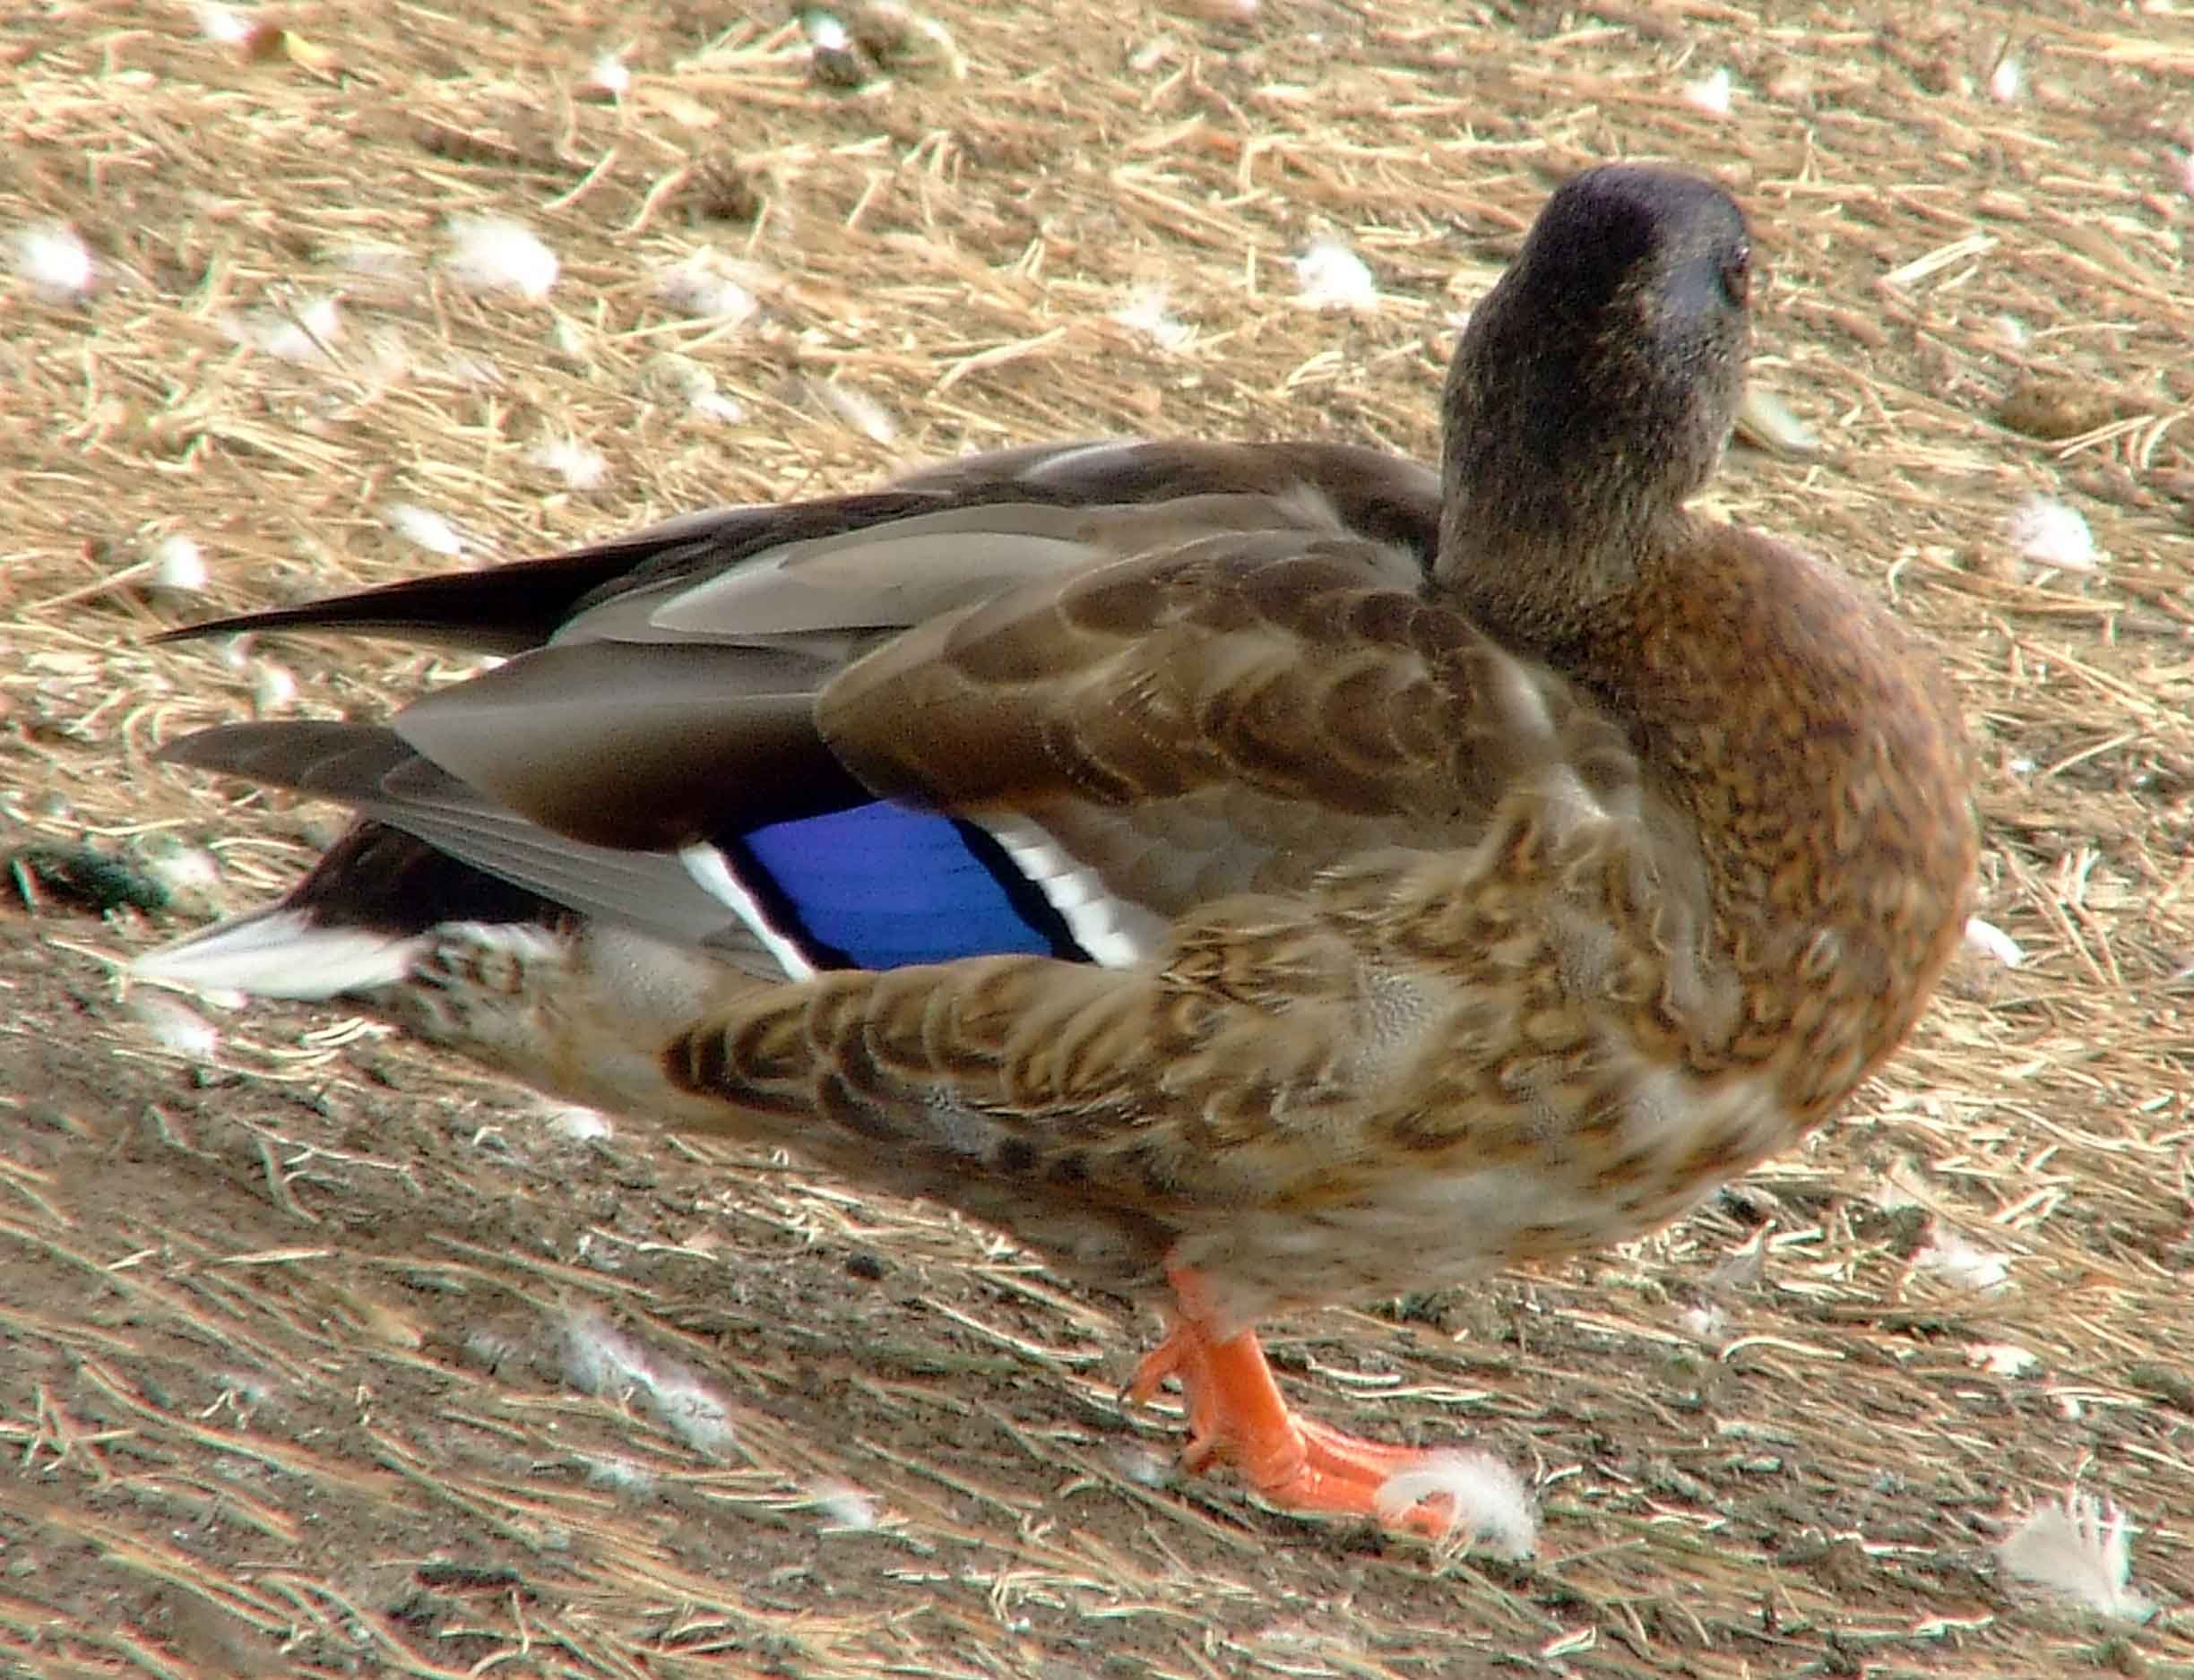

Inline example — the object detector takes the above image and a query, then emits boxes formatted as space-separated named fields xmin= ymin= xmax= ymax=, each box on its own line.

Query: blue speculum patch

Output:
xmin=739 ymin=801 xmax=1084 ymax=969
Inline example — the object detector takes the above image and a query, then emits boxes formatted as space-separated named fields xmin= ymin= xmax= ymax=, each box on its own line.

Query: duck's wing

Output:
xmin=151 ymin=441 xmax=1541 ymax=979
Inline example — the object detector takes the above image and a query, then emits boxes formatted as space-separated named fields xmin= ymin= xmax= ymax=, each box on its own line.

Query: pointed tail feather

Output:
xmin=132 ymin=906 xmax=428 ymax=999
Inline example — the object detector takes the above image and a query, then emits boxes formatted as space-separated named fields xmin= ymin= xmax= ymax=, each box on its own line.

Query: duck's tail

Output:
xmin=132 ymin=903 xmax=429 ymax=999
xmin=131 ymin=814 xmax=574 ymax=999
xmin=132 ymin=822 xmax=738 ymax=1121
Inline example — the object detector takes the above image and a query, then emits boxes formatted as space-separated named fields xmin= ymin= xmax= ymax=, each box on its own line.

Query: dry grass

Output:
xmin=3 ymin=0 xmax=2192 ymax=1675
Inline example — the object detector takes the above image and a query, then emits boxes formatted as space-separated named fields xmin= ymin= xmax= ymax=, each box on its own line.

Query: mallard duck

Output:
xmin=133 ymin=164 xmax=1977 ymax=1535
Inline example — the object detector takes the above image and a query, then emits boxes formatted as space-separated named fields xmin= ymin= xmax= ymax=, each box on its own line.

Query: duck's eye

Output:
xmin=1718 ymin=241 xmax=1752 ymax=308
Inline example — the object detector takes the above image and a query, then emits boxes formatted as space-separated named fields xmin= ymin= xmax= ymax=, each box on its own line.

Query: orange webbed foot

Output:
xmin=1130 ymin=1263 xmax=1535 ymax=1548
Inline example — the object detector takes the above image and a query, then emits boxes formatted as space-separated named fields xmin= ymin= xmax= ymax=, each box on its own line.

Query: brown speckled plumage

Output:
xmin=137 ymin=164 xmax=1976 ymax=1534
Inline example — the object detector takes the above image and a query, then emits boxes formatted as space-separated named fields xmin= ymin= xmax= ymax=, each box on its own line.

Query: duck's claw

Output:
xmin=1129 ymin=1262 xmax=1464 ymax=1537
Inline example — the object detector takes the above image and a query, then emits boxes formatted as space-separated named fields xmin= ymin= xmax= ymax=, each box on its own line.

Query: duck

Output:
xmin=132 ymin=163 xmax=1978 ymax=1538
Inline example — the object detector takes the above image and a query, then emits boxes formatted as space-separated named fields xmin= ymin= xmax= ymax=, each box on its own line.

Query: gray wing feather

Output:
xmin=156 ymin=722 xmax=770 ymax=959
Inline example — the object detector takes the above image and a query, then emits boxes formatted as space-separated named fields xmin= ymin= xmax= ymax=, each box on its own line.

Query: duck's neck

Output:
xmin=1432 ymin=495 xmax=1663 ymax=654
xmin=1430 ymin=342 xmax=1727 ymax=648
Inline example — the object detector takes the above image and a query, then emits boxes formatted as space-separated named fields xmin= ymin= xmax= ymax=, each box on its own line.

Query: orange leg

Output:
xmin=1127 ymin=1262 xmax=1464 ymax=1537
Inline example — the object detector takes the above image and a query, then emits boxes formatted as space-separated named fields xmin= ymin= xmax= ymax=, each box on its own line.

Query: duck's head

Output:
xmin=1436 ymin=164 xmax=1753 ymax=641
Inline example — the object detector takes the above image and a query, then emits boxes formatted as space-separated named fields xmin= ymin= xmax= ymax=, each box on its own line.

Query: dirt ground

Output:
xmin=4 ymin=1 xmax=2192 ymax=1676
